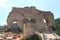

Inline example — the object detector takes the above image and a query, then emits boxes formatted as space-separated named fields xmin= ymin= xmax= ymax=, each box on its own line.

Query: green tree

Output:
xmin=0 ymin=26 xmax=4 ymax=32
xmin=55 ymin=18 xmax=60 ymax=36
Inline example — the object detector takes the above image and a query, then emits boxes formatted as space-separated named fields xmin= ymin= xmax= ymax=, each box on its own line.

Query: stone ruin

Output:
xmin=3 ymin=6 xmax=55 ymax=39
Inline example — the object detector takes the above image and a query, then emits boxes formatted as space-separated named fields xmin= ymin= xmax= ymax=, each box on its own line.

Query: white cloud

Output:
xmin=0 ymin=0 xmax=10 ymax=8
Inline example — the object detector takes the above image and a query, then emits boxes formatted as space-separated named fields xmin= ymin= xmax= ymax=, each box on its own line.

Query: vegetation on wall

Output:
xmin=26 ymin=34 xmax=42 ymax=40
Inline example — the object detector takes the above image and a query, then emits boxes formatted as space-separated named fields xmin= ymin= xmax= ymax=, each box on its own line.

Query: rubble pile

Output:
xmin=0 ymin=32 xmax=24 ymax=40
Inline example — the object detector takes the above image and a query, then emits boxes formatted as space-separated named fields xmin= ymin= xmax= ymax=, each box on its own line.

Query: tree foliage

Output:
xmin=55 ymin=18 xmax=60 ymax=36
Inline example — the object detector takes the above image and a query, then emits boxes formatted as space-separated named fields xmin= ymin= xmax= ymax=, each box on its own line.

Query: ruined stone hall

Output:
xmin=5 ymin=6 xmax=55 ymax=37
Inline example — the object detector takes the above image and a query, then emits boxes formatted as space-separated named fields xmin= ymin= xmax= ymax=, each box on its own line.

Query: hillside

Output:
xmin=0 ymin=26 xmax=4 ymax=32
xmin=55 ymin=18 xmax=60 ymax=36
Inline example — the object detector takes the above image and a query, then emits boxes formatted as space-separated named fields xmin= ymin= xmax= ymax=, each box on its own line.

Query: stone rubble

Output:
xmin=0 ymin=32 xmax=24 ymax=40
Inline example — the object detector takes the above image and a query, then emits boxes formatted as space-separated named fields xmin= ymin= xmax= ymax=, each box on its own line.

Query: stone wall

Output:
xmin=5 ymin=6 xmax=55 ymax=38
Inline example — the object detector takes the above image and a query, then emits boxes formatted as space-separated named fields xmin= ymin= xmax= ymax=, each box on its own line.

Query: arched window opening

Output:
xmin=13 ymin=21 xmax=18 ymax=28
xmin=9 ymin=21 xmax=22 ymax=33
xmin=43 ymin=18 xmax=49 ymax=26
xmin=43 ymin=19 xmax=46 ymax=23
xmin=31 ymin=19 xmax=36 ymax=23
xmin=13 ymin=21 xmax=17 ymax=24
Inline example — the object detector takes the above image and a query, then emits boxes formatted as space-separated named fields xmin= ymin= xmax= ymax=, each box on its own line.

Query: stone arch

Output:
xmin=43 ymin=12 xmax=55 ymax=32
xmin=5 ymin=12 xmax=24 ymax=32
xmin=9 ymin=20 xmax=23 ymax=33
xmin=35 ymin=11 xmax=55 ymax=32
xmin=44 ymin=12 xmax=55 ymax=27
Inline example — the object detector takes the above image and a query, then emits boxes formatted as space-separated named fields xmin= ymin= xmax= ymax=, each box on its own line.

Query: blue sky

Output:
xmin=0 ymin=0 xmax=60 ymax=25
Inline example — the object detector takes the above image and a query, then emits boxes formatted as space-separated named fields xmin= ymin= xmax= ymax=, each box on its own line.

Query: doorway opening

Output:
xmin=10 ymin=21 xmax=22 ymax=33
